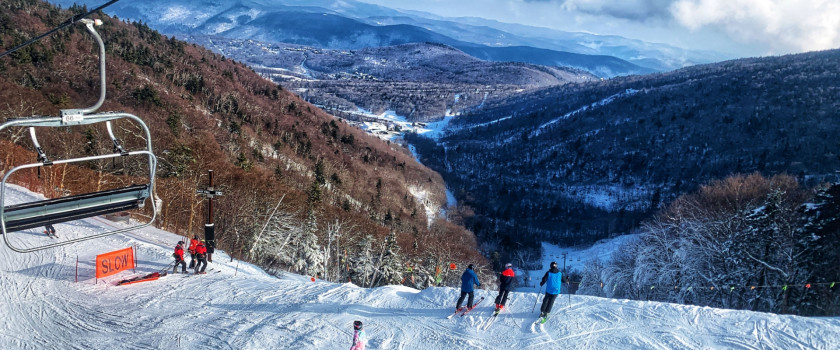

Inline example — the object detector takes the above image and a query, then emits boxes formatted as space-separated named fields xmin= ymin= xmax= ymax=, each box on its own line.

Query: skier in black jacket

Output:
xmin=494 ymin=263 xmax=515 ymax=313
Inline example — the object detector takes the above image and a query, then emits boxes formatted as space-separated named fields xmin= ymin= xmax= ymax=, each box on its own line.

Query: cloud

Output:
xmin=557 ymin=0 xmax=677 ymax=21
xmin=670 ymin=0 xmax=840 ymax=54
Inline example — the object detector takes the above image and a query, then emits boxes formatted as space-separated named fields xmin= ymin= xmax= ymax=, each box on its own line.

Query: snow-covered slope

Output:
xmin=2 ymin=184 xmax=839 ymax=349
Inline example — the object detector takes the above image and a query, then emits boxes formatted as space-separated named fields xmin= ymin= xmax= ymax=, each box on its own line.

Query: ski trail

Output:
xmin=527 ymin=326 xmax=633 ymax=348
xmin=3 ymin=186 xmax=840 ymax=349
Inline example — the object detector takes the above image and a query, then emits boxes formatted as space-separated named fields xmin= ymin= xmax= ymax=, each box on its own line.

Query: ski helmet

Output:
xmin=354 ymin=320 xmax=363 ymax=330
xmin=550 ymin=261 xmax=557 ymax=268
xmin=505 ymin=263 xmax=513 ymax=268
xmin=467 ymin=264 xmax=474 ymax=270
xmin=177 ymin=241 xmax=184 ymax=245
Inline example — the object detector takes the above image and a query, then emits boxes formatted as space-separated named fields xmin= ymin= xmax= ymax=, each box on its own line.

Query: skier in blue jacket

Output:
xmin=539 ymin=261 xmax=563 ymax=319
xmin=456 ymin=264 xmax=480 ymax=312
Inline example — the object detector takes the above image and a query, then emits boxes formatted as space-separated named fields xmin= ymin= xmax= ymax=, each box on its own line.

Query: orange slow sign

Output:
xmin=96 ymin=247 xmax=135 ymax=278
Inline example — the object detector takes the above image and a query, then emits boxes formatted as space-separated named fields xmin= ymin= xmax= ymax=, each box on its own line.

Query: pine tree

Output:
xmin=351 ymin=235 xmax=376 ymax=287
xmin=295 ymin=208 xmax=324 ymax=277
xmin=799 ymin=183 xmax=840 ymax=315
xmin=375 ymin=231 xmax=403 ymax=286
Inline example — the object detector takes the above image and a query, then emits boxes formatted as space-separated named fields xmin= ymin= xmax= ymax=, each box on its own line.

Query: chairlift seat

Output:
xmin=0 ymin=19 xmax=157 ymax=253
xmin=2 ymin=184 xmax=150 ymax=233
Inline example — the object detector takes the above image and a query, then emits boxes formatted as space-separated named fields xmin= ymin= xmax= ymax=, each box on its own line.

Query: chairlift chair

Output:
xmin=0 ymin=19 xmax=157 ymax=253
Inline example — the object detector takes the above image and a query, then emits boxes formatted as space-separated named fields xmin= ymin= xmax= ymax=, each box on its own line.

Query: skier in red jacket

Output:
xmin=194 ymin=241 xmax=208 ymax=274
xmin=494 ymin=263 xmax=515 ymax=313
xmin=188 ymin=235 xmax=200 ymax=268
xmin=173 ymin=241 xmax=187 ymax=274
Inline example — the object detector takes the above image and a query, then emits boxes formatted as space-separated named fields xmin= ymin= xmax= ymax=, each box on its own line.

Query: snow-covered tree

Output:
xmin=585 ymin=173 xmax=822 ymax=314
xmin=374 ymin=231 xmax=403 ymax=286
xmin=323 ymin=218 xmax=357 ymax=283
xmin=798 ymin=183 xmax=840 ymax=315
xmin=248 ymin=196 xmax=301 ymax=271
xmin=293 ymin=208 xmax=324 ymax=277
xmin=350 ymin=235 xmax=376 ymax=287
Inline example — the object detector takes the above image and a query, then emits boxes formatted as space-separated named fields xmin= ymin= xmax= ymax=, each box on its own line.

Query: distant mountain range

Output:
xmin=47 ymin=0 xmax=723 ymax=77
xmin=361 ymin=13 xmax=729 ymax=72
xmin=191 ymin=36 xmax=595 ymax=119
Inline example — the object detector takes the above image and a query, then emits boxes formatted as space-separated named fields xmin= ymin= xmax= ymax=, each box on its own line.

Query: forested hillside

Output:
xmin=0 ymin=0 xmax=487 ymax=287
xmin=408 ymin=49 xmax=840 ymax=262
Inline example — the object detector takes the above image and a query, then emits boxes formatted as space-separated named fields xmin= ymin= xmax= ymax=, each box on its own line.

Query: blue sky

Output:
xmin=358 ymin=0 xmax=840 ymax=57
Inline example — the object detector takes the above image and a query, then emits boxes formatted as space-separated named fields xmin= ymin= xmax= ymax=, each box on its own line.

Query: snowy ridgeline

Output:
xmin=1 ymin=185 xmax=839 ymax=349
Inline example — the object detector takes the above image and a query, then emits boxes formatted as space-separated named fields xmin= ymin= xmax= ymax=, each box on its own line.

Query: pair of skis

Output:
xmin=481 ymin=308 xmax=502 ymax=330
xmin=447 ymin=297 xmax=485 ymax=319
xmin=481 ymin=296 xmax=512 ymax=330
xmin=183 ymin=268 xmax=217 ymax=276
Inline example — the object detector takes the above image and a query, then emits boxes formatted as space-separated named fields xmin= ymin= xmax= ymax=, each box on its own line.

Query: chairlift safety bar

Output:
xmin=0 ymin=113 xmax=158 ymax=253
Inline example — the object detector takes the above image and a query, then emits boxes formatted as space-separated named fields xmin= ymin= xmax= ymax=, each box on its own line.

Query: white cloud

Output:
xmin=670 ymin=0 xmax=840 ymax=54
xmin=558 ymin=0 xmax=675 ymax=21
xmin=359 ymin=0 xmax=838 ymax=55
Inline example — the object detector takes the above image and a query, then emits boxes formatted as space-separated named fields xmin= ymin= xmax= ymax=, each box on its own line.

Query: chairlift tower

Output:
xmin=196 ymin=170 xmax=223 ymax=261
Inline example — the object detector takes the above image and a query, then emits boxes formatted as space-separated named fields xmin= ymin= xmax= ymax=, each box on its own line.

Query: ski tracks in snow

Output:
xmin=2 ymin=182 xmax=840 ymax=350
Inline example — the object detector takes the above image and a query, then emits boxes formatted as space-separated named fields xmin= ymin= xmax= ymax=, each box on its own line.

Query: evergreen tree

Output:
xmin=314 ymin=159 xmax=326 ymax=184
xmin=294 ymin=208 xmax=324 ymax=277
xmin=308 ymin=180 xmax=322 ymax=204
xmin=799 ymin=183 xmax=840 ymax=315
xmin=351 ymin=235 xmax=376 ymax=287
xmin=375 ymin=231 xmax=404 ymax=286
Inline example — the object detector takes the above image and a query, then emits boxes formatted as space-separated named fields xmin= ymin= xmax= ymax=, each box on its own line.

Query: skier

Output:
xmin=455 ymin=264 xmax=480 ymax=312
xmin=43 ymin=224 xmax=56 ymax=237
xmin=194 ymin=240 xmax=208 ymax=274
xmin=349 ymin=320 xmax=366 ymax=350
xmin=188 ymin=235 xmax=200 ymax=268
xmin=173 ymin=241 xmax=187 ymax=274
xmin=539 ymin=261 xmax=563 ymax=320
xmin=494 ymin=263 xmax=515 ymax=313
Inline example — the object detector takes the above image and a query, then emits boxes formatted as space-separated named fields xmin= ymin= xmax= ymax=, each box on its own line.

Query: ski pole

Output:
xmin=159 ymin=260 xmax=176 ymax=274
xmin=532 ymin=285 xmax=543 ymax=312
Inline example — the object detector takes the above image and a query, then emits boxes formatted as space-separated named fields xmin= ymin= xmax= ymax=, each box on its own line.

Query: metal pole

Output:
xmin=562 ymin=252 xmax=567 ymax=273
xmin=207 ymin=170 xmax=214 ymax=225
xmin=205 ymin=170 xmax=215 ymax=262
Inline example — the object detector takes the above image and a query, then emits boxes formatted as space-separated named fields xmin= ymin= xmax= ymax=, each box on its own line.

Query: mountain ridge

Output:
xmin=49 ymin=0 xmax=654 ymax=77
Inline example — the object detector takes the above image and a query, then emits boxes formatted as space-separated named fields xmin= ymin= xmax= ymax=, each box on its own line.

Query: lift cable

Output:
xmin=0 ymin=0 xmax=120 ymax=59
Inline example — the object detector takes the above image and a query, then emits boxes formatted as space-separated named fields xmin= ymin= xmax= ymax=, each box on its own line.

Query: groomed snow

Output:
xmin=2 ymin=184 xmax=839 ymax=349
